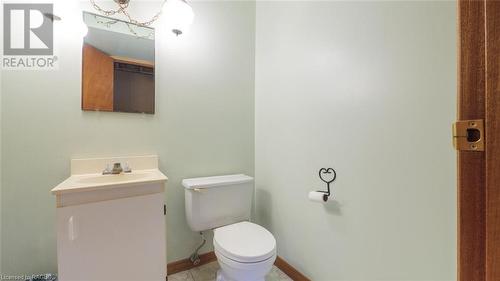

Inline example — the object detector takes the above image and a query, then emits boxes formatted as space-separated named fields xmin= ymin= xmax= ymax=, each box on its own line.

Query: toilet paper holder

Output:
xmin=317 ymin=168 xmax=337 ymax=201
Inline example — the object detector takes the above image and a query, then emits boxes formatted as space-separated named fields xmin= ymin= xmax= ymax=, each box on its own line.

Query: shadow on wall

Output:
xmin=255 ymin=188 xmax=272 ymax=227
xmin=322 ymin=200 xmax=342 ymax=216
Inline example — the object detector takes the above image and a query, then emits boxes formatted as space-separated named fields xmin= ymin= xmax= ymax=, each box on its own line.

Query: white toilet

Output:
xmin=183 ymin=174 xmax=276 ymax=281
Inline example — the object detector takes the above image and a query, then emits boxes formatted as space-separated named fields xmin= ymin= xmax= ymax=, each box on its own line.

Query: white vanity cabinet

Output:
xmin=52 ymin=156 xmax=167 ymax=281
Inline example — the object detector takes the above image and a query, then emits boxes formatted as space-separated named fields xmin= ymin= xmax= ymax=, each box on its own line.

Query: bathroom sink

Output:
xmin=51 ymin=156 xmax=168 ymax=197
xmin=76 ymin=172 xmax=149 ymax=185
xmin=51 ymin=155 xmax=168 ymax=207
xmin=52 ymin=169 xmax=167 ymax=195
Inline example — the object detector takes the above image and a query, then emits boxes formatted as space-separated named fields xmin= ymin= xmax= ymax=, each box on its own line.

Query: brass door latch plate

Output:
xmin=453 ymin=119 xmax=484 ymax=151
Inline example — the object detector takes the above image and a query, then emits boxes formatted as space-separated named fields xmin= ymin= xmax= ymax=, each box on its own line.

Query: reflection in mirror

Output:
xmin=82 ymin=12 xmax=155 ymax=114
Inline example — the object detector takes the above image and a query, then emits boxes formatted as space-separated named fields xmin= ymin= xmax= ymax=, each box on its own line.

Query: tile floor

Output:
xmin=168 ymin=261 xmax=293 ymax=281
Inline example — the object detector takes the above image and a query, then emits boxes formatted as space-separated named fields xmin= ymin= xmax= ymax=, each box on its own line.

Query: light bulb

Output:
xmin=162 ymin=0 xmax=194 ymax=36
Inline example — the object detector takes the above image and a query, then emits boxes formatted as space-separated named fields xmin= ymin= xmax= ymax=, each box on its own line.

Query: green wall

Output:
xmin=0 ymin=1 xmax=255 ymax=275
xmin=1 ymin=1 xmax=460 ymax=279
xmin=255 ymin=1 xmax=457 ymax=280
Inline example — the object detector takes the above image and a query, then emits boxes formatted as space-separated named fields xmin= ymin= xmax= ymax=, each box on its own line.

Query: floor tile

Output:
xmin=170 ymin=261 xmax=292 ymax=281
xmin=266 ymin=266 xmax=293 ymax=281
xmin=190 ymin=261 xmax=220 ymax=281
xmin=169 ymin=270 xmax=195 ymax=281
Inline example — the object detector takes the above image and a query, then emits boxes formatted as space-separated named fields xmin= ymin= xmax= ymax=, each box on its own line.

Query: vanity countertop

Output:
xmin=51 ymin=169 xmax=168 ymax=195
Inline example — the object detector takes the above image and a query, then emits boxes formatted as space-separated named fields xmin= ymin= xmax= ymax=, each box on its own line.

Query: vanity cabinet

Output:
xmin=52 ymin=156 xmax=167 ymax=281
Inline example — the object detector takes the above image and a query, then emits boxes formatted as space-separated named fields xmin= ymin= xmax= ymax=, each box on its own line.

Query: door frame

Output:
xmin=457 ymin=1 xmax=500 ymax=281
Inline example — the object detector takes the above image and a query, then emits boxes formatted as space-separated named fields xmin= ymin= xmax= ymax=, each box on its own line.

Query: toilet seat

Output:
xmin=214 ymin=221 xmax=276 ymax=263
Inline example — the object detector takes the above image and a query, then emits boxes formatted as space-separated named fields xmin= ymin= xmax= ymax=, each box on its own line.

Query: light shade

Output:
xmin=54 ymin=0 xmax=88 ymax=38
xmin=162 ymin=0 xmax=194 ymax=36
xmin=79 ymin=19 xmax=89 ymax=37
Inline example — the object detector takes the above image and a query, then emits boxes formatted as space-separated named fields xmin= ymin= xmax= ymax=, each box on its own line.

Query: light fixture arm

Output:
xmin=90 ymin=0 xmax=166 ymax=27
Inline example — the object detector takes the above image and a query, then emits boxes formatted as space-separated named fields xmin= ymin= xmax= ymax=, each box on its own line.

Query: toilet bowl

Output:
xmin=213 ymin=221 xmax=276 ymax=281
xmin=182 ymin=175 xmax=276 ymax=281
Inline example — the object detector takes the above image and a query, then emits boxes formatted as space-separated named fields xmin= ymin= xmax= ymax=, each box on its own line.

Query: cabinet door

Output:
xmin=57 ymin=192 xmax=166 ymax=281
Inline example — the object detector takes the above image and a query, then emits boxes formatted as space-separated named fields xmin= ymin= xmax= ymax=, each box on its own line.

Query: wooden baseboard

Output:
xmin=274 ymin=256 xmax=311 ymax=281
xmin=167 ymin=252 xmax=310 ymax=281
xmin=167 ymin=251 xmax=217 ymax=275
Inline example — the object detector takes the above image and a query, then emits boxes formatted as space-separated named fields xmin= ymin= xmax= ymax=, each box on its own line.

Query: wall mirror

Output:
xmin=82 ymin=12 xmax=155 ymax=114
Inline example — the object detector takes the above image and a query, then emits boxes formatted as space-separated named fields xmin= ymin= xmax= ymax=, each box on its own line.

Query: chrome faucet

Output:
xmin=102 ymin=162 xmax=132 ymax=175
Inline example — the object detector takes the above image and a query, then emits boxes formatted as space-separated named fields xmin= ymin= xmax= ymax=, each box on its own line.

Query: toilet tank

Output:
xmin=182 ymin=174 xmax=254 ymax=232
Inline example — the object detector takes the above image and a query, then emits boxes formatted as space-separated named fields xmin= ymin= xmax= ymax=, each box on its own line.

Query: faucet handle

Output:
xmin=123 ymin=162 xmax=132 ymax=173
xmin=102 ymin=164 xmax=112 ymax=175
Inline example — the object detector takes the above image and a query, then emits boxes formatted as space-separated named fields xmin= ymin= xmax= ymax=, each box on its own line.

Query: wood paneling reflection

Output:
xmin=82 ymin=44 xmax=114 ymax=111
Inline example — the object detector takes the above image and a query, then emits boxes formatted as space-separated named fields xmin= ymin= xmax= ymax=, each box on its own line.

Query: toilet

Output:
xmin=183 ymin=174 xmax=276 ymax=281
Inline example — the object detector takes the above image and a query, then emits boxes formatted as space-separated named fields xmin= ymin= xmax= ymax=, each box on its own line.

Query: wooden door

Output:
xmin=82 ymin=43 xmax=114 ymax=111
xmin=457 ymin=1 xmax=500 ymax=281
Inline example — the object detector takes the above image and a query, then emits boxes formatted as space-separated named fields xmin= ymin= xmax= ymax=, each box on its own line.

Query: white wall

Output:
xmin=0 ymin=3 xmax=3 ymax=273
xmin=1 ymin=0 xmax=255 ymax=275
xmin=255 ymin=1 xmax=457 ymax=280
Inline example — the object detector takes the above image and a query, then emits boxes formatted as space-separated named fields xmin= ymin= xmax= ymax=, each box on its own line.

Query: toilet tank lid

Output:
xmin=182 ymin=174 xmax=254 ymax=190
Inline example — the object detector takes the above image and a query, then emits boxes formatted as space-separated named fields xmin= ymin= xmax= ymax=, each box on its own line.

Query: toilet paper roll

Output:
xmin=308 ymin=191 xmax=328 ymax=202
